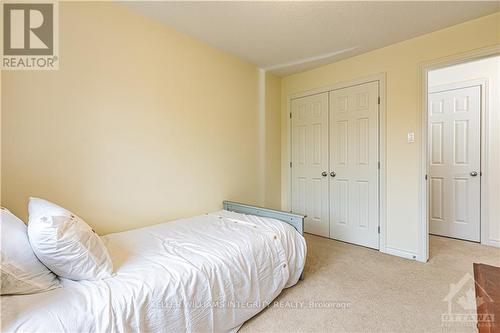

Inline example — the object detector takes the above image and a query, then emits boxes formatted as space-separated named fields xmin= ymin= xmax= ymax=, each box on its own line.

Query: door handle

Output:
xmin=321 ymin=171 xmax=328 ymax=177
xmin=330 ymin=172 xmax=336 ymax=177
xmin=470 ymin=171 xmax=478 ymax=177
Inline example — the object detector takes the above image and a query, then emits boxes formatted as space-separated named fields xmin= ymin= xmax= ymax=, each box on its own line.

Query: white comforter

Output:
xmin=1 ymin=210 xmax=306 ymax=333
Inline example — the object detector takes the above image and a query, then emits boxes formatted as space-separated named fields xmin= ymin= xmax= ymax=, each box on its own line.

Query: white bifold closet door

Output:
xmin=291 ymin=82 xmax=380 ymax=248
xmin=428 ymin=85 xmax=481 ymax=242
xmin=329 ymin=82 xmax=380 ymax=249
xmin=291 ymin=92 xmax=330 ymax=237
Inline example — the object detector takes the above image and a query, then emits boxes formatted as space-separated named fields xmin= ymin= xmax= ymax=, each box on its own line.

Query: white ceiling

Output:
xmin=123 ymin=1 xmax=500 ymax=76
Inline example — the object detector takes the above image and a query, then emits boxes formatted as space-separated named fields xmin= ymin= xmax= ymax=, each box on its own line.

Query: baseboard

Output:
xmin=481 ymin=239 xmax=500 ymax=248
xmin=383 ymin=246 xmax=419 ymax=261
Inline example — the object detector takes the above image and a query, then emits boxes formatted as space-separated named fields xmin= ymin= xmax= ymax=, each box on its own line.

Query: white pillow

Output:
xmin=27 ymin=198 xmax=113 ymax=281
xmin=1 ymin=207 xmax=60 ymax=295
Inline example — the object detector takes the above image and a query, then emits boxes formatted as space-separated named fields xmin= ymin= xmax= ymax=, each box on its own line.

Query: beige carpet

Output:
xmin=240 ymin=235 xmax=500 ymax=332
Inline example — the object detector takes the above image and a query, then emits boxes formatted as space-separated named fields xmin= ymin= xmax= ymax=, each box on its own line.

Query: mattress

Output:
xmin=1 ymin=210 xmax=306 ymax=333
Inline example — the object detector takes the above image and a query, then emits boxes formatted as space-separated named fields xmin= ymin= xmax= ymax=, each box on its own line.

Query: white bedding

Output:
xmin=1 ymin=210 xmax=306 ymax=333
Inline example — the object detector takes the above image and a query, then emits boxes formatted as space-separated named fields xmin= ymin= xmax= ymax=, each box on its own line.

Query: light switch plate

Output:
xmin=407 ymin=132 xmax=415 ymax=143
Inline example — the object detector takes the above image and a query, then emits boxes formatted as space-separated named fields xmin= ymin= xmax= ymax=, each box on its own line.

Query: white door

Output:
xmin=329 ymin=82 xmax=380 ymax=249
xmin=428 ymin=85 xmax=481 ymax=242
xmin=291 ymin=93 xmax=329 ymax=237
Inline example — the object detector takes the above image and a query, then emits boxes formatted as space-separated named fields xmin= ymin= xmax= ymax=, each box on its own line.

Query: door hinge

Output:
xmin=290 ymin=161 xmax=292 ymax=168
xmin=378 ymin=96 xmax=381 ymax=105
xmin=289 ymin=112 xmax=292 ymax=119
xmin=378 ymin=161 xmax=380 ymax=169
xmin=425 ymin=174 xmax=428 ymax=180
xmin=378 ymin=226 xmax=380 ymax=234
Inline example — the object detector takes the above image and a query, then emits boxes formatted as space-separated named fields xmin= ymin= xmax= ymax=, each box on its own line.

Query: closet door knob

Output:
xmin=321 ymin=171 xmax=328 ymax=177
xmin=330 ymin=172 xmax=336 ymax=177
xmin=470 ymin=171 xmax=478 ymax=177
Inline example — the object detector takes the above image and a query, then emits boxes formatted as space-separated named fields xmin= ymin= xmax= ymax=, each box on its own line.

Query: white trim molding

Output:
xmin=385 ymin=247 xmax=419 ymax=261
xmin=418 ymin=44 xmax=500 ymax=262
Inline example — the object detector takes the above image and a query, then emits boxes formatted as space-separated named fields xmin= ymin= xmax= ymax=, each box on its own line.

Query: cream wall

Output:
xmin=264 ymin=73 xmax=282 ymax=210
xmin=281 ymin=12 xmax=500 ymax=258
xmin=1 ymin=2 xmax=280 ymax=234
xmin=428 ymin=56 xmax=500 ymax=247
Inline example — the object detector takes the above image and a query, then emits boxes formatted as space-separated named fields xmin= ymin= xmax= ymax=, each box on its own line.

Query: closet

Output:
xmin=290 ymin=81 xmax=380 ymax=249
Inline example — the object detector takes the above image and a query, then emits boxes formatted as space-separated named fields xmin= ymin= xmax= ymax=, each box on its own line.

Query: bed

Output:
xmin=1 ymin=201 xmax=306 ymax=333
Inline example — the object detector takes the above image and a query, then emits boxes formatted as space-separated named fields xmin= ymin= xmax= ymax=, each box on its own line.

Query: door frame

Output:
xmin=286 ymin=73 xmax=387 ymax=253
xmin=418 ymin=45 xmax=500 ymax=262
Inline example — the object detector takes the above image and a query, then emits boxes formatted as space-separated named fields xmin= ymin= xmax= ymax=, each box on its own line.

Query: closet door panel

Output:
xmin=329 ymin=82 xmax=379 ymax=249
xmin=291 ymin=93 xmax=329 ymax=237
